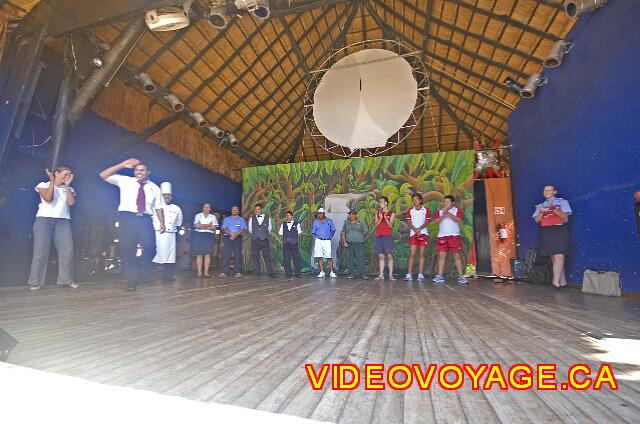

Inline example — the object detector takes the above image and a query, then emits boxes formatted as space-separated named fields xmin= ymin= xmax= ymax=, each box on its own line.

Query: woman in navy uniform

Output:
xmin=533 ymin=185 xmax=572 ymax=288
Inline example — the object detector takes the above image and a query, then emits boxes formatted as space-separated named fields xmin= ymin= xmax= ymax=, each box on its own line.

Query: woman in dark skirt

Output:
xmin=192 ymin=202 xmax=218 ymax=277
xmin=532 ymin=185 xmax=572 ymax=288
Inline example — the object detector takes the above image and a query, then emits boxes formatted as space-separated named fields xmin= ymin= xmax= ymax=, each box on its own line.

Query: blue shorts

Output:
xmin=374 ymin=236 xmax=394 ymax=255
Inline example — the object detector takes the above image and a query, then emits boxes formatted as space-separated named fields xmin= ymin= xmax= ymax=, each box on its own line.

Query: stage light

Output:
xmin=179 ymin=229 xmax=186 ymax=236
xmin=207 ymin=125 xmax=225 ymax=139
xmin=92 ymin=58 xmax=103 ymax=68
xmin=503 ymin=76 xmax=523 ymax=95
xmin=164 ymin=93 xmax=184 ymax=112
xmin=543 ymin=40 xmax=573 ymax=68
xmin=206 ymin=1 xmax=228 ymax=29
xmin=234 ymin=0 xmax=269 ymax=19
xmin=114 ymin=221 xmax=119 ymax=228
xmin=564 ymin=0 xmax=607 ymax=18
xmin=145 ymin=1 xmax=193 ymax=31
xmin=190 ymin=111 xmax=208 ymax=127
xmin=520 ymin=73 xmax=548 ymax=99
xmin=228 ymin=133 xmax=239 ymax=146
xmin=135 ymin=73 xmax=157 ymax=93
xmin=114 ymin=238 xmax=119 ymax=243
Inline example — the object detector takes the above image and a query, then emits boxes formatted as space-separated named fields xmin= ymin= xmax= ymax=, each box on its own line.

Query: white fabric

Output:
xmin=313 ymin=49 xmax=417 ymax=149
xmin=34 ymin=182 xmax=75 ymax=219
xmin=193 ymin=212 xmax=218 ymax=233
xmin=160 ymin=182 xmax=172 ymax=194
xmin=314 ymin=239 xmax=332 ymax=259
xmin=153 ymin=232 xmax=176 ymax=264
xmin=248 ymin=215 xmax=272 ymax=233
xmin=436 ymin=207 xmax=462 ymax=237
xmin=105 ymin=174 xmax=162 ymax=215
xmin=407 ymin=207 xmax=429 ymax=236
xmin=153 ymin=204 xmax=183 ymax=232
xmin=278 ymin=222 xmax=302 ymax=235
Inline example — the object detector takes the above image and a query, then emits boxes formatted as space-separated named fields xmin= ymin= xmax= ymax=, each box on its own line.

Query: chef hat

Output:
xmin=160 ymin=182 xmax=172 ymax=195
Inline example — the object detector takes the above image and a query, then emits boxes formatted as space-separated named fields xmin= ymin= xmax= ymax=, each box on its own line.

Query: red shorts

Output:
xmin=409 ymin=234 xmax=429 ymax=247
xmin=436 ymin=235 xmax=462 ymax=252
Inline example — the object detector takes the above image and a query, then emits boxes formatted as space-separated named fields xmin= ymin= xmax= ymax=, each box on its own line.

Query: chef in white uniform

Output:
xmin=153 ymin=182 xmax=183 ymax=282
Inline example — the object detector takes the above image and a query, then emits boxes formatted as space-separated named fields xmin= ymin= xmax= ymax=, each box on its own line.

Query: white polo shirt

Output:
xmin=406 ymin=206 xmax=431 ymax=236
xmin=105 ymin=174 xmax=162 ymax=215
xmin=35 ymin=181 xmax=75 ymax=219
xmin=193 ymin=212 xmax=218 ymax=233
xmin=435 ymin=207 xmax=463 ymax=237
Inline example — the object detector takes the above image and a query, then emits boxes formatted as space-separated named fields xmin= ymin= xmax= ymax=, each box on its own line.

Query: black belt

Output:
xmin=119 ymin=211 xmax=151 ymax=217
xmin=319 ymin=238 xmax=332 ymax=241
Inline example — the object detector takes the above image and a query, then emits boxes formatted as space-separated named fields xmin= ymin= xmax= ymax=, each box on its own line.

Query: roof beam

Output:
xmin=184 ymin=20 xmax=269 ymax=105
xmin=279 ymin=16 xmax=310 ymax=76
xmin=430 ymin=86 xmax=475 ymax=144
xmin=373 ymin=0 xmax=529 ymax=79
xmin=442 ymin=0 xmax=561 ymax=41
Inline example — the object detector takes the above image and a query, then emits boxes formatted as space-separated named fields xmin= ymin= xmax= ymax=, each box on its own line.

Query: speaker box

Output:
xmin=525 ymin=247 xmax=552 ymax=284
xmin=0 ymin=327 xmax=18 ymax=361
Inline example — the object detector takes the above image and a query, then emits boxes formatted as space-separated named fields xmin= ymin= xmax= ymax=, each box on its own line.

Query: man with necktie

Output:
xmin=100 ymin=158 xmax=165 ymax=291
xmin=247 ymin=203 xmax=275 ymax=278
xmin=278 ymin=210 xmax=303 ymax=278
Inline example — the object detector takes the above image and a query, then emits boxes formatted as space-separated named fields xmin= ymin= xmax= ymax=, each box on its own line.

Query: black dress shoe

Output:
xmin=295 ymin=275 xmax=303 ymax=278
xmin=162 ymin=276 xmax=177 ymax=282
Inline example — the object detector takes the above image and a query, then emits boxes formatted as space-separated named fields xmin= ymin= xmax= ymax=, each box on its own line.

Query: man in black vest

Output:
xmin=248 ymin=204 xmax=275 ymax=278
xmin=279 ymin=210 xmax=303 ymax=278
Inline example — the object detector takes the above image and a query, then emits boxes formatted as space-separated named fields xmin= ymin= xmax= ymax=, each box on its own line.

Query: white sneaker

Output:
xmin=404 ymin=273 xmax=413 ymax=281
xmin=317 ymin=271 xmax=325 ymax=278
xmin=433 ymin=275 xmax=445 ymax=283
xmin=218 ymin=273 xmax=227 ymax=277
xmin=417 ymin=273 xmax=425 ymax=281
xmin=329 ymin=271 xmax=338 ymax=278
xmin=235 ymin=273 xmax=243 ymax=278
xmin=458 ymin=276 xmax=468 ymax=284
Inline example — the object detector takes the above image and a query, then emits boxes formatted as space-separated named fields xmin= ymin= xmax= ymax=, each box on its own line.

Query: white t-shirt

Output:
xmin=105 ymin=174 xmax=162 ymax=215
xmin=406 ymin=206 xmax=431 ymax=236
xmin=35 ymin=181 xmax=75 ymax=219
xmin=194 ymin=213 xmax=218 ymax=233
xmin=435 ymin=207 xmax=463 ymax=237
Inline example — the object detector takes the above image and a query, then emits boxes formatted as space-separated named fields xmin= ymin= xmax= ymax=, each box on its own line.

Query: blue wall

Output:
xmin=0 ymin=112 xmax=242 ymax=286
xmin=509 ymin=1 xmax=640 ymax=292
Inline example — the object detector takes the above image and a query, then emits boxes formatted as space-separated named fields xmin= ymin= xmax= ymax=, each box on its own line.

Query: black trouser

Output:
xmin=221 ymin=236 xmax=243 ymax=273
xmin=283 ymin=242 xmax=302 ymax=276
xmin=119 ymin=212 xmax=156 ymax=287
xmin=251 ymin=238 xmax=274 ymax=276
xmin=162 ymin=263 xmax=175 ymax=280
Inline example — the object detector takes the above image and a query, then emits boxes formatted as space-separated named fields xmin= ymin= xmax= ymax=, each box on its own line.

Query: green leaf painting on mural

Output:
xmin=242 ymin=151 xmax=475 ymax=275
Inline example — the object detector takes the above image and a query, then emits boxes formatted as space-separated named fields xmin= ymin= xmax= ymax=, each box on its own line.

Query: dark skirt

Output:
xmin=538 ymin=224 xmax=571 ymax=256
xmin=191 ymin=231 xmax=215 ymax=255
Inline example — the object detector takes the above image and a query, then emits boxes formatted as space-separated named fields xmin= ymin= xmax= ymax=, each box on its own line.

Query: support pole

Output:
xmin=48 ymin=59 xmax=75 ymax=169
xmin=67 ymin=17 xmax=146 ymax=126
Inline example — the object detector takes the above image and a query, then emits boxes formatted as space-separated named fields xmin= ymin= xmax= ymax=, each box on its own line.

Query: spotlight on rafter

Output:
xmin=234 ymin=0 xmax=269 ymax=19
xmin=219 ymin=131 xmax=230 ymax=147
xmin=520 ymin=74 xmax=548 ymax=99
xmin=164 ymin=93 xmax=184 ymax=112
xmin=503 ymin=76 xmax=523 ymax=96
xmin=207 ymin=125 xmax=225 ymax=139
xmin=190 ymin=111 xmax=208 ymax=127
xmin=543 ymin=40 xmax=573 ymax=68
xmin=145 ymin=0 xmax=193 ymax=31
xmin=135 ymin=73 xmax=157 ymax=93
xmin=206 ymin=0 xmax=228 ymax=29
xmin=228 ymin=133 xmax=239 ymax=146
xmin=564 ymin=0 xmax=607 ymax=18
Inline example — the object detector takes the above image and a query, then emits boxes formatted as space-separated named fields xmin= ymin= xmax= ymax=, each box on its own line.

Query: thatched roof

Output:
xmin=2 ymin=0 xmax=576 ymax=180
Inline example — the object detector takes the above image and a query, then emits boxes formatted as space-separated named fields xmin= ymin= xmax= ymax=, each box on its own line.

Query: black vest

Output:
xmin=251 ymin=215 xmax=270 ymax=240
xmin=283 ymin=221 xmax=299 ymax=245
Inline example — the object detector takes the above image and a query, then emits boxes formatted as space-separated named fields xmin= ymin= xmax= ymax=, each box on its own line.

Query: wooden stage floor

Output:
xmin=1 ymin=275 xmax=639 ymax=423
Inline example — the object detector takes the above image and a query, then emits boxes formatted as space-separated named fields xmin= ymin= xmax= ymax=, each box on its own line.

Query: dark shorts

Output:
xmin=374 ymin=236 xmax=394 ymax=255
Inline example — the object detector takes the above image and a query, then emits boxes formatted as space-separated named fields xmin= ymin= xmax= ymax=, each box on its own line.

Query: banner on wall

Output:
xmin=241 ymin=151 xmax=475 ymax=275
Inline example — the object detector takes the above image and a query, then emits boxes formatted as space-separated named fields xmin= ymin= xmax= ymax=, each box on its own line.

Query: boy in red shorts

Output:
xmin=405 ymin=193 xmax=431 ymax=282
xmin=433 ymin=195 xmax=467 ymax=284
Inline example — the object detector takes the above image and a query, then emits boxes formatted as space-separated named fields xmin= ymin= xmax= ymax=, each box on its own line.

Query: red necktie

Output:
xmin=136 ymin=181 xmax=146 ymax=214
